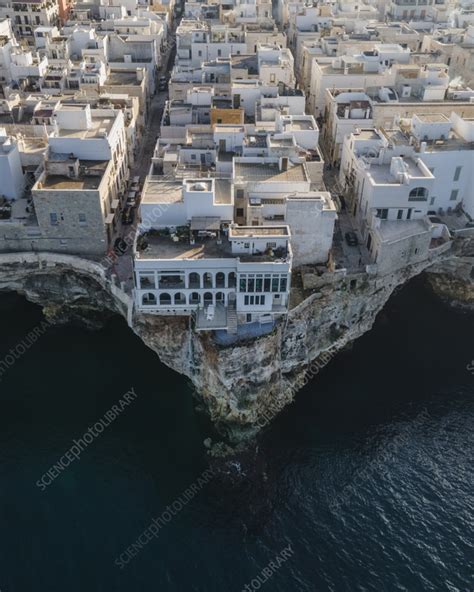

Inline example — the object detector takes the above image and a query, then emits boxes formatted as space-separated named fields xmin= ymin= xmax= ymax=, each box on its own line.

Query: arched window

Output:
xmin=189 ymin=272 xmax=200 ymax=288
xmin=174 ymin=292 xmax=186 ymax=305
xmin=216 ymin=272 xmax=225 ymax=288
xmin=203 ymin=292 xmax=213 ymax=304
xmin=409 ymin=187 xmax=428 ymax=201
xmin=203 ymin=272 xmax=213 ymax=288
xmin=216 ymin=292 xmax=225 ymax=304
xmin=142 ymin=293 xmax=157 ymax=305
xmin=159 ymin=293 xmax=171 ymax=305
xmin=190 ymin=292 xmax=200 ymax=304
xmin=228 ymin=272 xmax=236 ymax=288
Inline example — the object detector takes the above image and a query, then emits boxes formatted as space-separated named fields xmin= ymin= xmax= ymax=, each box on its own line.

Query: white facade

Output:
xmin=134 ymin=225 xmax=292 ymax=326
xmin=0 ymin=131 xmax=24 ymax=200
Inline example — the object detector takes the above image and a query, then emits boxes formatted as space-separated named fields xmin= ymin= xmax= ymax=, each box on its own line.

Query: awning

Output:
xmin=105 ymin=213 xmax=115 ymax=224
xmin=190 ymin=217 xmax=220 ymax=231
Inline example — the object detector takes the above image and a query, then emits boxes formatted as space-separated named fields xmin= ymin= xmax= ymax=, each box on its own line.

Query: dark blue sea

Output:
xmin=0 ymin=276 xmax=472 ymax=592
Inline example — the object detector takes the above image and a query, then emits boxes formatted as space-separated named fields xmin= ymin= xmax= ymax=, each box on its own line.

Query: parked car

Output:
xmin=345 ymin=231 xmax=358 ymax=246
xmin=113 ymin=237 xmax=128 ymax=256
xmin=122 ymin=207 xmax=135 ymax=225
xmin=126 ymin=191 xmax=137 ymax=207
xmin=158 ymin=76 xmax=167 ymax=91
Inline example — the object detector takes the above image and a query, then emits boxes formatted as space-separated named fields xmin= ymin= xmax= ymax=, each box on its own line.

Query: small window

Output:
xmin=453 ymin=166 xmax=462 ymax=182
xmin=266 ymin=242 xmax=277 ymax=249
xmin=430 ymin=197 xmax=436 ymax=206
xmin=397 ymin=209 xmax=403 ymax=220
xmin=450 ymin=189 xmax=459 ymax=201
xmin=244 ymin=242 xmax=250 ymax=249
xmin=50 ymin=213 xmax=58 ymax=225
xmin=191 ymin=154 xmax=196 ymax=160
xmin=236 ymin=189 xmax=244 ymax=199
xmin=236 ymin=208 xmax=244 ymax=217
xmin=217 ymin=49 xmax=222 ymax=57
xmin=78 ymin=213 xmax=87 ymax=225
xmin=198 ymin=50 xmax=202 ymax=57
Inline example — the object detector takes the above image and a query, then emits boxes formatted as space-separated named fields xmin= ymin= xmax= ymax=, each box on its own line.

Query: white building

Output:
xmin=338 ymin=127 xmax=452 ymax=273
xmin=0 ymin=130 xmax=24 ymax=199
xmin=308 ymin=44 xmax=413 ymax=114
xmin=134 ymin=223 xmax=292 ymax=331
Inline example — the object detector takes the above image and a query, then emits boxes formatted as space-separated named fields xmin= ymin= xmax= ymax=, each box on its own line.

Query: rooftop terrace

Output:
xmin=234 ymin=162 xmax=308 ymax=184
xmin=136 ymin=229 xmax=289 ymax=262
xmin=36 ymin=159 xmax=108 ymax=190
xmin=53 ymin=116 xmax=114 ymax=140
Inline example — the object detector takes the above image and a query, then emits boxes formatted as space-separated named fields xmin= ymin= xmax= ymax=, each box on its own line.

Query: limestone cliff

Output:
xmin=131 ymin=240 xmax=474 ymax=441
xmin=0 ymin=244 xmax=472 ymax=442
xmin=424 ymin=237 xmax=474 ymax=311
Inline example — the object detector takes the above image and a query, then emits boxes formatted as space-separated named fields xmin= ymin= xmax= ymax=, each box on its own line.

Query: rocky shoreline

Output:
xmin=0 ymin=238 xmax=472 ymax=443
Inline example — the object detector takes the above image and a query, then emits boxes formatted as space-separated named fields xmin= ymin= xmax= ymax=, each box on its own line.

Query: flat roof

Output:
xmin=234 ymin=162 xmax=308 ymax=184
xmin=230 ymin=225 xmax=289 ymax=238
xmin=36 ymin=159 xmax=108 ymax=190
xmin=142 ymin=179 xmax=183 ymax=204
xmin=282 ymin=119 xmax=316 ymax=131
xmin=355 ymin=129 xmax=380 ymax=141
xmin=415 ymin=113 xmax=450 ymax=123
xmin=105 ymin=71 xmax=140 ymax=86
xmin=377 ymin=219 xmax=430 ymax=241
xmin=136 ymin=232 xmax=288 ymax=262
xmin=55 ymin=115 xmax=114 ymax=140
xmin=368 ymin=158 xmax=428 ymax=185
xmin=137 ymin=234 xmax=233 ymax=260
xmin=38 ymin=174 xmax=102 ymax=190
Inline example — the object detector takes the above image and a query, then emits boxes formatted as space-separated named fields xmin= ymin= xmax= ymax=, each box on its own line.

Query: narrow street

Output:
xmin=109 ymin=19 xmax=179 ymax=286
xmin=130 ymin=21 xmax=178 ymax=182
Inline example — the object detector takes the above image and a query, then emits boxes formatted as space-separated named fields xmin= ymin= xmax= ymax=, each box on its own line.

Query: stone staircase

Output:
xmin=227 ymin=299 xmax=237 ymax=334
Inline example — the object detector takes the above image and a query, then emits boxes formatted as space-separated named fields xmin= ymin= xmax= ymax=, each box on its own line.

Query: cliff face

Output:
xmin=0 ymin=245 xmax=473 ymax=442
xmin=131 ymin=245 xmax=473 ymax=441
xmin=0 ymin=255 xmax=125 ymax=328
xmin=424 ymin=236 xmax=474 ymax=311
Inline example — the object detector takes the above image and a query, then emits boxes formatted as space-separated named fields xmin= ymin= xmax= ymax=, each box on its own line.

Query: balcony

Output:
xmin=195 ymin=303 xmax=228 ymax=331
xmin=158 ymin=279 xmax=185 ymax=289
